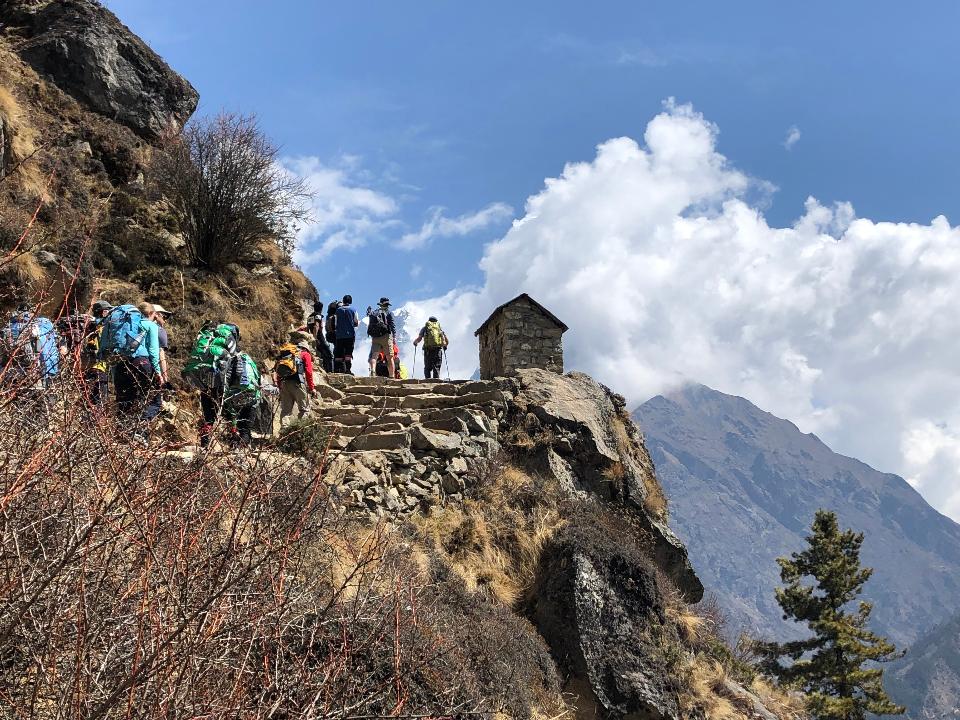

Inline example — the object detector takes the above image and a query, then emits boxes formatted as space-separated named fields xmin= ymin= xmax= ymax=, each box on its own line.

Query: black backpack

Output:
xmin=368 ymin=308 xmax=390 ymax=338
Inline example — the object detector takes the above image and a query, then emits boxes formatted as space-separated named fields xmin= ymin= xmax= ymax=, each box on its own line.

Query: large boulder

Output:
xmin=532 ymin=510 xmax=682 ymax=720
xmin=1 ymin=0 xmax=199 ymax=139
xmin=512 ymin=369 xmax=703 ymax=601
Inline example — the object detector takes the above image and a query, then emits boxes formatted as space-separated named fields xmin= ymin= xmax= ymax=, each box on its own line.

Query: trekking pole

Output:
xmin=444 ymin=348 xmax=451 ymax=381
xmin=411 ymin=343 xmax=417 ymax=379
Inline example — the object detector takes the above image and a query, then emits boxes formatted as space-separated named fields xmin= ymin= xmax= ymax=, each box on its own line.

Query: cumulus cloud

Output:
xmin=398 ymin=202 xmax=514 ymax=251
xmin=783 ymin=125 xmax=801 ymax=150
xmin=400 ymin=100 xmax=960 ymax=521
xmin=284 ymin=156 xmax=399 ymax=264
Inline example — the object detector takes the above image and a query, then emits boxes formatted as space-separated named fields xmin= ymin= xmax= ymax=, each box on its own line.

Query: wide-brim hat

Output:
xmin=379 ymin=297 xmax=391 ymax=306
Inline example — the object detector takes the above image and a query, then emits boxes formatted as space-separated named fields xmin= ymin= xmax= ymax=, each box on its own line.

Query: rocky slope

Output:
xmin=887 ymin=613 xmax=960 ymax=719
xmin=634 ymin=384 xmax=960 ymax=715
xmin=0 ymin=0 xmax=315 ymax=365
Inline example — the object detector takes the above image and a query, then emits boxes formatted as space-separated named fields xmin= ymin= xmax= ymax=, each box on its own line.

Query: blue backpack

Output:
xmin=99 ymin=304 xmax=145 ymax=359
xmin=0 ymin=312 xmax=59 ymax=379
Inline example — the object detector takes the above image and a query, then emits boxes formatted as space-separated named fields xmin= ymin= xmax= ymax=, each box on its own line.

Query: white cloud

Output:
xmin=398 ymin=202 xmax=514 ymax=251
xmin=783 ymin=125 xmax=801 ymax=150
xmin=400 ymin=100 xmax=960 ymax=521
xmin=283 ymin=156 xmax=399 ymax=264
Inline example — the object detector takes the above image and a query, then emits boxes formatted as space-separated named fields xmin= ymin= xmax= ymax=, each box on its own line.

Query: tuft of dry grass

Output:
xmin=667 ymin=601 xmax=711 ymax=645
xmin=0 ymin=83 xmax=45 ymax=200
xmin=411 ymin=462 xmax=564 ymax=607
xmin=682 ymin=658 xmax=743 ymax=720
xmin=748 ymin=677 xmax=807 ymax=720
xmin=609 ymin=413 xmax=670 ymax=520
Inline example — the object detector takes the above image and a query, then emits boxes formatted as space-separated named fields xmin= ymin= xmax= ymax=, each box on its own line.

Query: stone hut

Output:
xmin=474 ymin=293 xmax=568 ymax=380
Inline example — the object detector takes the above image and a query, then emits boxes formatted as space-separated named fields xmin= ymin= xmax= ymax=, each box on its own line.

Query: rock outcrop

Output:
xmin=304 ymin=368 xmax=704 ymax=719
xmin=0 ymin=0 xmax=198 ymax=139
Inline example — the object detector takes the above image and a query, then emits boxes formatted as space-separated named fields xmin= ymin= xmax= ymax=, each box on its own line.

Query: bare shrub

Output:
xmin=151 ymin=113 xmax=312 ymax=269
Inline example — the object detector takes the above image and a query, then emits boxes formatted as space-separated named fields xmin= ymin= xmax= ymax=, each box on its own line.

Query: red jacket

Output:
xmin=299 ymin=349 xmax=315 ymax=392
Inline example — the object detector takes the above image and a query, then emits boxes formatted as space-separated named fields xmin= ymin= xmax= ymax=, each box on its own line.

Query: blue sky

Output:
xmin=112 ymin=1 xmax=960 ymax=519
xmin=113 ymin=0 xmax=960 ymax=301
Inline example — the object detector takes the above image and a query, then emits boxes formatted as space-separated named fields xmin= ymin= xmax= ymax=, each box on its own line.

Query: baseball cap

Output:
xmin=92 ymin=300 xmax=112 ymax=314
xmin=150 ymin=303 xmax=172 ymax=316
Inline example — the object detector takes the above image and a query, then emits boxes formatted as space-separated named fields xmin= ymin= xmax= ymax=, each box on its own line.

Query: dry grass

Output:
xmin=609 ymin=413 xmax=670 ymax=520
xmin=682 ymin=658 xmax=743 ymax=720
xmin=748 ymin=677 xmax=807 ymax=720
xmin=411 ymin=464 xmax=564 ymax=607
xmin=0 ymin=82 xmax=46 ymax=201
xmin=667 ymin=601 xmax=711 ymax=645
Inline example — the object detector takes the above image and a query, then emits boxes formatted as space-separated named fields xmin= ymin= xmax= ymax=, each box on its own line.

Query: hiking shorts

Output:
xmin=369 ymin=334 xmax=394 ymax=361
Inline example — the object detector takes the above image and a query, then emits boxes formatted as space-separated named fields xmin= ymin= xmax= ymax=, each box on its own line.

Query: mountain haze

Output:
xmin=633 ymin=383 xmax=960 ymax=650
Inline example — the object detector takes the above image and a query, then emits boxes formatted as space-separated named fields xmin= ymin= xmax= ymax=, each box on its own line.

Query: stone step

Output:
xmin=344 ymin=431 xmax=411 ymax=452
xmin=327 ymin=422 xmax=406 ymax=439
xmin=399 ymin=389 xmax=510 ymax=411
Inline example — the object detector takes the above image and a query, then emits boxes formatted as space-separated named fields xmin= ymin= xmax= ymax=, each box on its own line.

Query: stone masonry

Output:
xmin=474 ymin=293 xmax=567 ymax=380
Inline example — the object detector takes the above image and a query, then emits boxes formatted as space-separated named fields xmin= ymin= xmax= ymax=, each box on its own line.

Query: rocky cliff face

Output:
xmin=0 ymin=0 xmax=199 ymax=139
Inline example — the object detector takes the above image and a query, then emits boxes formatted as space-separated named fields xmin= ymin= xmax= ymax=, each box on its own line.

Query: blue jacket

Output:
xmin=335 ymin=304 xmax=359 ymax=339
xmin=133 ymin=319 xmax=162 ymax=374
xmin=5 ymin=313 xmax=59 ymax=378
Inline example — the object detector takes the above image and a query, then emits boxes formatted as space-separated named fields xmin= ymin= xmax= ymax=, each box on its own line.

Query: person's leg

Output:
xmin=386 ymin=335 xmax=395 ymax=379
xmin=294 ymin=383 xmax=309 ymax=420
xmin=236 ymin=402 xmax=255 ymax=445
xmin=114 ymin=362 xmax=134 ymax=414
xmin=199 ymin=391 xmax=218 ymax=447
xmin=343 ymin=338 xmax=355 ymax=374
xmin=332 ymin=338 xmax=344 ymax=373
xmin=279 ymin=381 xmax=295 ymax=426
xmin=135 ymin=360 xmax=162 ymax=422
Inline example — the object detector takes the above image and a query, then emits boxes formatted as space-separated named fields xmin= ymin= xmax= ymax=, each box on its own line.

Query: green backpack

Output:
xmin=182 ymin=323 xmax=240 ymax=391
xmin=223 ymin=352 xmax=261 ymax=414
xmin=423 ymin=320 xmax=445 ymax=348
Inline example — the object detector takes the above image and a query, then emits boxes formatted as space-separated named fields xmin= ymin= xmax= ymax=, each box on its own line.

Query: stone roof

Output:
xmin=473 ymin=293 xmax=569 ymax=336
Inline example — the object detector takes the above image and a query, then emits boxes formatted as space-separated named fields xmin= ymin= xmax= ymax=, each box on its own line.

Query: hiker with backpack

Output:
xmin=413 ymin=315 xmax=448 ymax=379
xmin=183 ymin=322 xmax=261 ymax=448
xmin=333 ymin=295 xmax=359 ymax=374
xmin=100 ymin=302 xmax=163 ymax=431
xmin=275 ymin=331 xmax=315 ymax=426
xmin=306 ymin=301 xmax=334 ymax=373
xmin=56 ymin=299 xmax=112 ymax=406
xmin=0 ymin=303 xmax=61 ymax=390
xmin=366 ymin=298 xmax=396 ymax=379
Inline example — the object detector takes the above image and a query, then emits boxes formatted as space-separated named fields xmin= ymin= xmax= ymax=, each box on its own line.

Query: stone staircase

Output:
xmin=313 ymin=375 xmax=512 ymax=517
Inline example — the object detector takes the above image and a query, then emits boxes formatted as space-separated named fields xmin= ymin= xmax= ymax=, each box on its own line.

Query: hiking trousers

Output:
xmin=114 ymin=358 xmax=161 ymax=422
xmin=199 ymin=391 xmax=255 ymax=447
xmin=423 ymin=347 xmax=443 ymax=379
xmin=279 ymin=380 xmax=310 ymax=426
xmin=333 ymin=337 xmax=355 ymax=374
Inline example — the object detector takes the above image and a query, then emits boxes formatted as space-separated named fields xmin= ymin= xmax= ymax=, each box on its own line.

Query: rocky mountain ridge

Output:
xmin=634 ymin=383 xmax=960 ymax=718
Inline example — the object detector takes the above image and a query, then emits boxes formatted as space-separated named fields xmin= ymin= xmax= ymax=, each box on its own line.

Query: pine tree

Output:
xmin=756 ymin=510 xmax=905 ymax=720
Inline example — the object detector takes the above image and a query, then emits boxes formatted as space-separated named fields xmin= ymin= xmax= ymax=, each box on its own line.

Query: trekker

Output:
xmin=183 ymin=322 xmax=260 ymax=448
xmin=84 ymin=300 xmax=112 ymax=406
xmin=413 ymin=315 xmax=448 ymax=379
xmin=333 ymin=295 xmax=359 ymax=374
xmin=275 ymin=331 xmax=315 ymax=426
xmin=306 ymin=301 xmax=334 ymax=373
xmin=375 ymin=342 xmax=404 ymax=379
xmin=102 ymin=302 xmax=163 ymax=434
xmin=0 ymin=304 xmax=60 ymax=390
xmin=366 ymin=297 xmax=396 ymax=379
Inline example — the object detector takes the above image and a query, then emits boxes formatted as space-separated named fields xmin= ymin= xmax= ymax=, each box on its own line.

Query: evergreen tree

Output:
xmin=756 ymin=510 xmax=905 ymax=720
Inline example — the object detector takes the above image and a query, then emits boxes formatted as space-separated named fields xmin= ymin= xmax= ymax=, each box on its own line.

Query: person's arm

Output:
xmin=413 ymin=326 xmax=424 ymax=346
xmin=160 ymin=348 xmax=168 ymax=379
xmin=353 ymin=310 xmax=359 ymax=327
xmin=442 ymin=332 xmax=449 ymax=348
xmin=301 ymin=350 xmax=315 ymax=392
xmin=388 ymin=313 xmax=396 ymax=337
xmin=148 ymin=324 xmax=162 ymax=376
